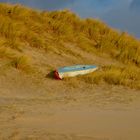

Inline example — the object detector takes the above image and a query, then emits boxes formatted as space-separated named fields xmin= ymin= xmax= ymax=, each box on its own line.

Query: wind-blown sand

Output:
xmin=0 ymin=67 xmax=140 ymax=140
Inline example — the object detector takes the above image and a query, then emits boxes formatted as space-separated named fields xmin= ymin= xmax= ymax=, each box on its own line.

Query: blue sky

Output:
xmin=0 ymin=0 xmax=140 ymax=38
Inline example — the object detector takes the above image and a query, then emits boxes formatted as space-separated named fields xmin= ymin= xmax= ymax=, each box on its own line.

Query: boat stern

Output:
xmin=54 ymin=70 xmax=62 ymax=80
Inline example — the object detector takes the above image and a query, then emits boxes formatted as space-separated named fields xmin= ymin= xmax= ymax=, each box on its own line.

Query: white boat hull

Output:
xmin=58 ymin=67 xmax=98 ymax=79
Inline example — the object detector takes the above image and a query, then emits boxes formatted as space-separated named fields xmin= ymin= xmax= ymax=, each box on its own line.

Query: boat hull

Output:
xmin=54 ymin=65 xmax=98 ymax=80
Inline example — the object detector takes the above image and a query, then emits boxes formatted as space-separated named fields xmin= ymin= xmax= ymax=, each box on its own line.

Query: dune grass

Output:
xmin=10 ymin=55 xmax=31 ymax=72
xmin=0 ymin=3 xmax=140 ymax=88
xmin=0 ymin=46 xmax=16 ymax=59
xmin=81 ymin=65 xmax=140 ymax=89
xmin=0 ymin=47 xmax=31 ymax=72
xmin=0 ymin=3 xmax=139 ymax=66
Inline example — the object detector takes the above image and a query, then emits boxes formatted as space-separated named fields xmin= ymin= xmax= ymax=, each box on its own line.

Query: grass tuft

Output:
xmin=0 ymin=47 xmax=16 ymax=59
xmin=10 ymin=55 xmax=31 ymax=72
xmin=82 ymin=66 xmax=140 ymax=89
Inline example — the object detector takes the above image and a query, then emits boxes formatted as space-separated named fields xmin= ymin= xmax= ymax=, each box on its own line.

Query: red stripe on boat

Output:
xmin=54 ymin=70 xmax=62 ymax=80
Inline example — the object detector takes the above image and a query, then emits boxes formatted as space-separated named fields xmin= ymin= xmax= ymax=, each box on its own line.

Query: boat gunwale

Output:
xmin=58 ymin=65 xmax=98 ymax=73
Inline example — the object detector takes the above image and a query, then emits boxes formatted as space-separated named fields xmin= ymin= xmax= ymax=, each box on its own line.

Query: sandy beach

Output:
xmin=0 ymin=71 xmax=140 ymax=140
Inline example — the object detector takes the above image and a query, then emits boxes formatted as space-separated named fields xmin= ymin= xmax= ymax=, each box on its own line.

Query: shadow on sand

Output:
xmin=46 ymin=71 xmax=55 ymax=79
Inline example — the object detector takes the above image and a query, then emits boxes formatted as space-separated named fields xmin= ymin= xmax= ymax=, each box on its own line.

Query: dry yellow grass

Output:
xmin=82 ymin=65 xmax=140 ymax=89
xmin=10 ymin=55 xmax=31 ymax=72
xmin=0 ymin=47 xmax=16 ymax=59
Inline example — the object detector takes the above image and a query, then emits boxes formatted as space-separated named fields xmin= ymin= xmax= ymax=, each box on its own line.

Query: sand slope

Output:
xmin=0 ymin=46 xmax=140 ymax=140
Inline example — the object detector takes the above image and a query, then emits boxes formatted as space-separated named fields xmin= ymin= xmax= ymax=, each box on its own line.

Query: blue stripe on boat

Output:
xmin=58 ymin=65 xmax=98 ymax=73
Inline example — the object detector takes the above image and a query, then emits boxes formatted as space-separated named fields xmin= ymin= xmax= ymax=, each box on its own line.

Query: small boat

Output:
xmin=54 ymin=65 xmax=98 ymax=80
